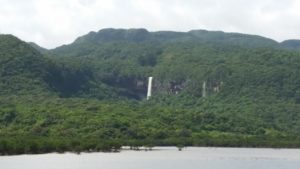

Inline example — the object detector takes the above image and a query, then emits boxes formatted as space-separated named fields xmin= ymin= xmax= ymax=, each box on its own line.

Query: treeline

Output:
xmin=1 ymin=95 xmax=300 ymax=155
xmin=2 ymin=135 xmax=300 ymax=155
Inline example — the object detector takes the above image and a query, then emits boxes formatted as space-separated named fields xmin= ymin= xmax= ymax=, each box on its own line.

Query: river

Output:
xmin=1 ymin=147 xmax=300 ymax=169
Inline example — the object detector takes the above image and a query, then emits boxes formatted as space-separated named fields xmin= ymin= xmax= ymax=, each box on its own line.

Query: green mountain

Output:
xmin=0 ymin=35 xmax=52 ymax=96
xmin=281 ymin=40 xmax=300 ymax=50
xmin=49 ymin=29 xmax=300 ymax=101
xmin=52 ymin=28 xmax=279 ymax=56
xmin=1 ymin=29 xmax=300 ymax=155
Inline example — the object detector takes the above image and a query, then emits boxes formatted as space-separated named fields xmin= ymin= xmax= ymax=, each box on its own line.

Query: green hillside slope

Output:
xmin=1 ymin=29 xmax=300 ymax=155
xmin=281 ymin=40 xmax=300 ymax=51
xmin=0 ymin=35 xmax=52 ymax=96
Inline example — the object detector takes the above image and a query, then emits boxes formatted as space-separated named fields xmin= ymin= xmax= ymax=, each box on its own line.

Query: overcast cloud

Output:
xmin=0 ymin=0 xmax=299 ymax=48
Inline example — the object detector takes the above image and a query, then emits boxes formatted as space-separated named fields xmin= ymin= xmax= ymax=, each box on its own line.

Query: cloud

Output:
xmin=0 ymin=0 xmax=299 ymax=48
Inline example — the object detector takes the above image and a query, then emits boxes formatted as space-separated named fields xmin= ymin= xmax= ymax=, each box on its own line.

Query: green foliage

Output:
xmin=1 ymin=29 xmax=300 ymax=154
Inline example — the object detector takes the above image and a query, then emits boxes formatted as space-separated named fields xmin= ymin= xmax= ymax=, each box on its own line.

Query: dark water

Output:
xmin=1 ymin=147 xmax=300 ymax=169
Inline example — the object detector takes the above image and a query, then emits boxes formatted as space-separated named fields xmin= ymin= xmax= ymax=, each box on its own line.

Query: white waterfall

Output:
xmin=202 ymin=81 xmax=206 ymax=98
xmin=147 ymin=77 xmax=153 ymax=100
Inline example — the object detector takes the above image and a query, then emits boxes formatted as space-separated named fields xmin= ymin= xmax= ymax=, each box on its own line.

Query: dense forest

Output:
xmin=1 ymin=29 xmax=300 ymax=155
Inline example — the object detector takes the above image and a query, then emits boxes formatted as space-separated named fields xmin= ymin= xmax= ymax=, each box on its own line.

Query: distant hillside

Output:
xmin=28 ymin=42 xmax=48 ymax=54
xmin=47 ymin=29 xmax=300 ymax=101
xmin=52 ymin=28 xmax=279 ymax=56
xmin=2 ymin=29 xmax=300 ymax=102
xmin=281 ymin=40 xmax=300 ymax=50
xmin=74 ymin=28 xmax=279 ymax=46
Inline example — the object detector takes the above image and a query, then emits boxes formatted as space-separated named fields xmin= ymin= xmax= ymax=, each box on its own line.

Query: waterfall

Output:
xmin=147 ymin=77 xmax=153 ymax=100
xmin=202 ymin=81 xmax=206 ymax=98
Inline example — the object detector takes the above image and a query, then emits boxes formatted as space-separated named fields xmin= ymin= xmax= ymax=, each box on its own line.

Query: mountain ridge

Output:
xmin=25 ymin=28 xmax=297 ymax=50
xmin=24 ymin=28 xmax=300 ymax=51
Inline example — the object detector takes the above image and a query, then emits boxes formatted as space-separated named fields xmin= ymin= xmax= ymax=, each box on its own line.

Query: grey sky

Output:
xmin=0 ymin=0 xmax=299 ymax=49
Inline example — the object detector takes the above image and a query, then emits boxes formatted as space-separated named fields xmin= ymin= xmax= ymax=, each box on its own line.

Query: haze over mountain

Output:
xmin=1 ymin=28 xmax=300 ymax=154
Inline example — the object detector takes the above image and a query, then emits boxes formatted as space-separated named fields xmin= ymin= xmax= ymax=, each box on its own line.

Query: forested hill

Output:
xmin=51 ymin=28 xmax=300 ymax=55
xmin=1 ymin=29 xmax=300 ymax=155
xmin=51 ymin=28 xmax=279 ymax=55
xmin=0 ymin=35 xmax=52 ymax=95
xmin=47 ymin=29 xmax=300 ymax=101
xmin=281 ymin=40 xmax=300 ymax=51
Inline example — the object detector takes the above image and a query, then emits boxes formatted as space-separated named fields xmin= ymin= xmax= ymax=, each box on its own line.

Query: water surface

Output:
xmin=1 ymin=147 xmax=300 ymax=169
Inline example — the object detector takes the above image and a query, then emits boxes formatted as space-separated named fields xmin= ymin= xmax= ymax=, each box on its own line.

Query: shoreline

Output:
xmin=1 ymin=146 xmax=300 ymax=157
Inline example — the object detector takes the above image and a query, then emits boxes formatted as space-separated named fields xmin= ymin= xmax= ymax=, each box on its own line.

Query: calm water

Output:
xmin=1 ymin=147 xmax=300 ymax=169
